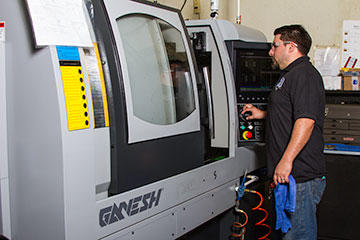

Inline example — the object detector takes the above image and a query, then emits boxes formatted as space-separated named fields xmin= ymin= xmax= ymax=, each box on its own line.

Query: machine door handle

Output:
xmin=202 ymin=66 xmax=214 ymax=139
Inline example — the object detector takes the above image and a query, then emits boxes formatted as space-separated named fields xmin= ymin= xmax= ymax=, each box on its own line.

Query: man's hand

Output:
xmin=241 ymin=104 xmax=266 ymax=120
xmin=273 ymin=159 xmax=293 ymax=185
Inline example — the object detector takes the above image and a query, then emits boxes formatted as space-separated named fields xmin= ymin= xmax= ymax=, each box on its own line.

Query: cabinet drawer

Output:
xmin=323 ymin=129 xmax=358 ymax=135
xmin=349 ymin=120 xmax=360 ymax=130
xmin=325 ymin=104 xmax=360 ymax=119
xmin=324 ymin=119 xmax=349 ymax=129
xmin=324 ymin=134 xmax=360 ymax=144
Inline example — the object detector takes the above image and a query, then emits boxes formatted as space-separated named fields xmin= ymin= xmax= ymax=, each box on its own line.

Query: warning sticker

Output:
xmin=0 ymin=21 xmax=5 ymax=42
xmin=83 ymin=43 xmax=109 ymax=128
xmin=60 ymin=65 xmax=90 ymax=131
xmin=57 ymin=46 xmax=90 ymax=131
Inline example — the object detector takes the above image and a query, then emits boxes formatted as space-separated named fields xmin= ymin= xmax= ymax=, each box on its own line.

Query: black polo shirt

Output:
xmin=266 ymin=56 xmax=326 ymax=183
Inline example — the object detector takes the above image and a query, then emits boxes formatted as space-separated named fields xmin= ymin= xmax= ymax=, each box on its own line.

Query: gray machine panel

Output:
xmin=0 ymin=11 xmax=10 ymax=238
xmin=4 ymin=1 xmax=66 ymax=238
xmin=2 ymin=0 xmax=109 ymax=238
xmin=186 ymin=19 xmax=267 ymax=165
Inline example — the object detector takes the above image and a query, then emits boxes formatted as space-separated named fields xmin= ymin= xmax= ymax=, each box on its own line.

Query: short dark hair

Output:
xmin=274 ymin=25 xmax=312 ymax=55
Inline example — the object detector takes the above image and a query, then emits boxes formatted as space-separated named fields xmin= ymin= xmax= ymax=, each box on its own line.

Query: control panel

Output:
xmin=237 ymin=91 xmax=269 ymax=144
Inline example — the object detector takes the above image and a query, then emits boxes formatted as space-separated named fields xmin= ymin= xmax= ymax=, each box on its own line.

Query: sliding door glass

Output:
xmin=116 ymin=14 xmax=195 ymax=126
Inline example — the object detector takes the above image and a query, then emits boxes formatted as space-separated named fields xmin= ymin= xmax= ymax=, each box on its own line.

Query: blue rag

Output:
xmin=274 ymin=175 xmax=296 ymax=233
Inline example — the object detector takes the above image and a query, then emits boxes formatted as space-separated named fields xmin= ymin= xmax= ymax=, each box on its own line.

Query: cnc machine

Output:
xmin=0 ymin=1 xmax=263 ymax=239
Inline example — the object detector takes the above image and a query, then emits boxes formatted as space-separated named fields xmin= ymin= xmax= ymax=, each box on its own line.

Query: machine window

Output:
xmin=116 ymin=14 xmax=195 ymax=125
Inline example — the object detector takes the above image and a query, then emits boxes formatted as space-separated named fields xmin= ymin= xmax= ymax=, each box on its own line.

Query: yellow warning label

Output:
xmin=60 ymin=66 xmax=90 ymax=131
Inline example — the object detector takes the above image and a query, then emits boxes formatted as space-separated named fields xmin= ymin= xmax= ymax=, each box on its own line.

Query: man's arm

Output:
xmin=273 ymin=118 xmax=315 ymax=185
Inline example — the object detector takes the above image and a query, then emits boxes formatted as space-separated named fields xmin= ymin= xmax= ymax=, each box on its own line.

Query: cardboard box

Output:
xmin=343 ymin=75 xmax=360 ymax=90
xmin=341 ymin=71 xmax=360 ymax=90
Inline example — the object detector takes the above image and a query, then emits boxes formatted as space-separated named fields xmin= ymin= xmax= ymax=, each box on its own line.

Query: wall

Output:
xmin=147 ymin=0 xmax=229 ymax=21
xmin=149 ymin=0 xmax=360 ymax=60
xmin=227 ymin=0 xmax=360 ymax=60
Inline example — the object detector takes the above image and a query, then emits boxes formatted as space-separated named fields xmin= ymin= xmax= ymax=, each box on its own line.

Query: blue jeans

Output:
xmin=282 ymin=177 xmax=326 ymax=240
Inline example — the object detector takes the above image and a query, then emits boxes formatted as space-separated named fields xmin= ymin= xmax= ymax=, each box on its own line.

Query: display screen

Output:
xmin=235 ymin=49 xmax=280 ymax=91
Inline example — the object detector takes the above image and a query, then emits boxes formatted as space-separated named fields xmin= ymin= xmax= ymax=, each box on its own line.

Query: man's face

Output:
xmin=269 ymin=34 xmax=290 ymax=70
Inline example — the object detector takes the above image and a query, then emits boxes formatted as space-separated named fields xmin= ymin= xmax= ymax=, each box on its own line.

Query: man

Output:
xmin=242 ymin=25 xmax=326 ymax=240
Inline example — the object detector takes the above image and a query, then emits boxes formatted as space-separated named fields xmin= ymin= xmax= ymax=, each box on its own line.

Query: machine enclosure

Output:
xmin=0 ymin=1 xmax=268 ymax=239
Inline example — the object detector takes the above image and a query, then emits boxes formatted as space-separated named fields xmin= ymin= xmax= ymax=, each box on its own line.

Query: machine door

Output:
xmin=187 ymin=26 xmax=230 ymax=162
xmin=104 ymin=0 xmax=200 ymax=144
xmin=93 ymin=0 xmax=203 ymax=194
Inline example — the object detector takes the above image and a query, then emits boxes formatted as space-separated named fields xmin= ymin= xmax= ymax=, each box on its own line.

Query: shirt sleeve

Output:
xmin=290 ymin=71 xmax=322 ymax=122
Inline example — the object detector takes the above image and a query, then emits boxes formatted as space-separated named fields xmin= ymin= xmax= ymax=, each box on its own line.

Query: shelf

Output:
xmin=325 ymin=90 xmax=360 ymax=95
xmin=324 ymin=149 xmax=360 ymax=155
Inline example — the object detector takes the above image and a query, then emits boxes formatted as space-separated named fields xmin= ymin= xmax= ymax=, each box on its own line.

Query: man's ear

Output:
xmin=288 ymin=43 xmax=298 ymax=54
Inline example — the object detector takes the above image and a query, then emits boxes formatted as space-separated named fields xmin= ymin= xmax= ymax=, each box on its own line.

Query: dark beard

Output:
xmin=271 ymin=58 xmax=279 ymax=70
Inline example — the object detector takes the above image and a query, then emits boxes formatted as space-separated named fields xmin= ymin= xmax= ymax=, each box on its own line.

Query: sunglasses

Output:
xmin=271 ymin=41 xmax=298 ymax=48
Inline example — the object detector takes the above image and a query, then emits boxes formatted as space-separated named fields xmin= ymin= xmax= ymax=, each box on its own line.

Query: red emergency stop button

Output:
xmin=246 ymin=131 xmax=253 ymax=139
xmin=242 ymin=131 xmax=253 ymax=140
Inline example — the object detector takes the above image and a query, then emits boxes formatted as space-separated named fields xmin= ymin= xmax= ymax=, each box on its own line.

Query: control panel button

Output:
xmin=242 ymin=131 xmax=253 ymax=140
